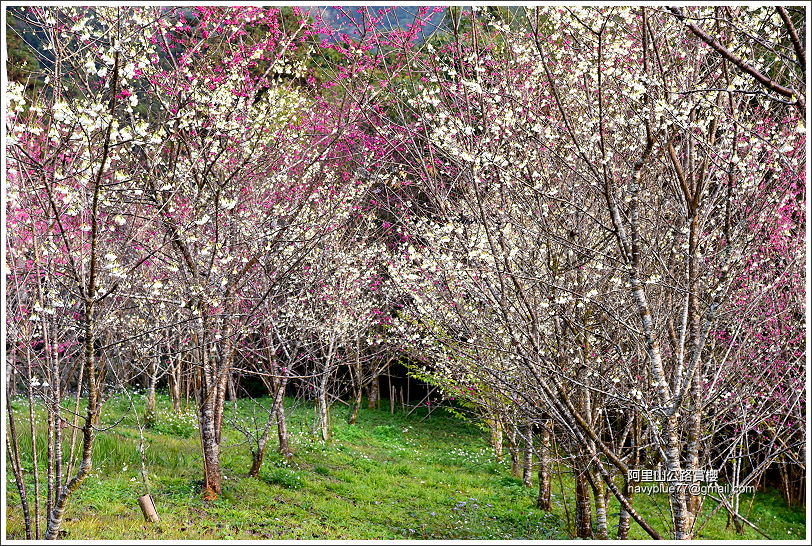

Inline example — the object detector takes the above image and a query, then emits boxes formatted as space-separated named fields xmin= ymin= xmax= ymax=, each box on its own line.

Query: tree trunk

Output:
xmin=248 ymin=371 xmax=288 ymax=477
xmin=593 ymin=475 xmax=609 ymax=539
xmin=316 ymin=340 xmax=335 ymax=441
xmin=199 ymin=401 xmax=222 ymax=499
xmin=665 ymin=414 xmax=690 ymax=539
xmin=488 ymin=414 xmax=504 ymax=462
xmin=45 ymin=299 xmax=100 ymax=539
xmin=348 ymin=346 xmax=363 ymax=425
xmin=169 ymin=357 xmax=182 ymax=414
xmin=537 ymin=421 xmax=552 ymax=511
xmin=618 ymin=475 xmax=635 ymax=539
xmin=26 ymin=347 xmax=42 ymax=539
xmin=618 ymin=412 xmax=639 ymax=540
xmin=317 ymin=388 xmax=330 ymax=441
xmin=144 ymin=356 xmax=158 ymax=426
xmin=348 ymin=385 xmax=363 ymax=425
xmin=6 ymin=376 xmax=32 ymax=539
xmin=367 ymin=373 xmax=379 ymax=409
xmin=248 ymin=449 xmax=264 ymax=479
xmin=227 ymin=372 xmax=237 ymax=402
xmin=522 ymin=423 xmax=534 ymax=487
xmin=575 ymin=467 xmax=593 ymax=539
xmin=277 ymin=402 xmax=292 ymax=458
xmin=507 ymin=423 xmax=521 ymax=477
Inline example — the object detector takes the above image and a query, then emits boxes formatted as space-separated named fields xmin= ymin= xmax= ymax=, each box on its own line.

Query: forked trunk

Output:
xmin=45 ymin=300 xmax=100 ymax=539
xmin=248 ymin=450 xmax=264 ymax=478
xmin=248 ymin=371 xmax=288 ymax=477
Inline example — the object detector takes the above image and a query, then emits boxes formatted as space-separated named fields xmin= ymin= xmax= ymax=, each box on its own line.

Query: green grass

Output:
xmin=5 ymin=392 xmax=806 ymax=540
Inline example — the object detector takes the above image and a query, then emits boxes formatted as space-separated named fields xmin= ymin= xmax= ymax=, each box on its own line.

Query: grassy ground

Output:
xmin=5 ymin=392 xmax=805 ymax=540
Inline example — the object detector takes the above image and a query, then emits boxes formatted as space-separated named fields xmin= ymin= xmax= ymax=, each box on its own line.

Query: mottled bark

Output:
xmin=593 ymin=476 xmax=609 ymax=539
xmin=618 ymin=476 xmax=634 ymax=539
xmin=199 ymin=402 xmax=222 ymax=499
xmin=665 ymin=414 xmax=689 ymax=539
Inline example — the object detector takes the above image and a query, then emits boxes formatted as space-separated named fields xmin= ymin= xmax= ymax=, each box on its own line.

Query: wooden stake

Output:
xmin=138 ymin=494 xmax=159 ymax=523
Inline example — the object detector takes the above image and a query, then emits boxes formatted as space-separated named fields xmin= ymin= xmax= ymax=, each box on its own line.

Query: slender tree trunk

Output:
xmin=575 ymin=466 xmax=593 ymax=539
xmin=169 ymin=356 xmax=182 ymax=414
xmin=276 ymin=401 xmax=292 ymax=458
xmin=665 ymin=414 xmax=689 ymax=539
xmin=45 ymin=299 xmax=101 ymax=539
xmin=317 ymin=384 xmax=330 ymax=441
xmin=537 ymin=421 xmax=552 ymax=511
xmin=507 ymin=422 xmax=521 ymax=477
xmin=618 ymin=476 xmax=635 ymax=539
xmin=347 ymin=345 xmax=363 ymax=425
xmin=367 ymin=372 xmax=379 ymax=410
xmin=45 ymin=408 xmax=54 ymax=530
xmin=65 ymin=358 xmax=85 ymax=480
xmin=488 ymin=413 xmax=503 ymax=462
xmin=593 ymin=474 xmax=609 ymax=539
xmin=522 ymin=423 xmax=534 ymax=487
xmin=685 ymin=370 xmax=703 ymax=532
xmin=7 ymin=377 xmax=32 ymax=539
xmin=348 ymin=385 xmax=363 ymax=425
xmin=49 ymin=335 xmax=63 ymax=505
xmin=199 ymin=399 xmax=222 ymax=499
xmin=317 ymin=341 xmax=335 ymax=442
xmin=26 ymin=346 xmax=42 ymax=539
xmin=618 ymin=413 xmax=639 ymax=540
xmin=249 ymin=371 xmax=288 ymax=477
xmin=197 ymin=314 xmax=223 ymax=500
xmin=144 ymin=356 xmax=158 ymax=426
xmin=227 ymin=372 xmax=237 ymax=402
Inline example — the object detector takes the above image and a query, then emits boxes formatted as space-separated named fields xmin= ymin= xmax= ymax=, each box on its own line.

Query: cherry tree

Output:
xmin=374 ymin=5 xmax=805 ymax=539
